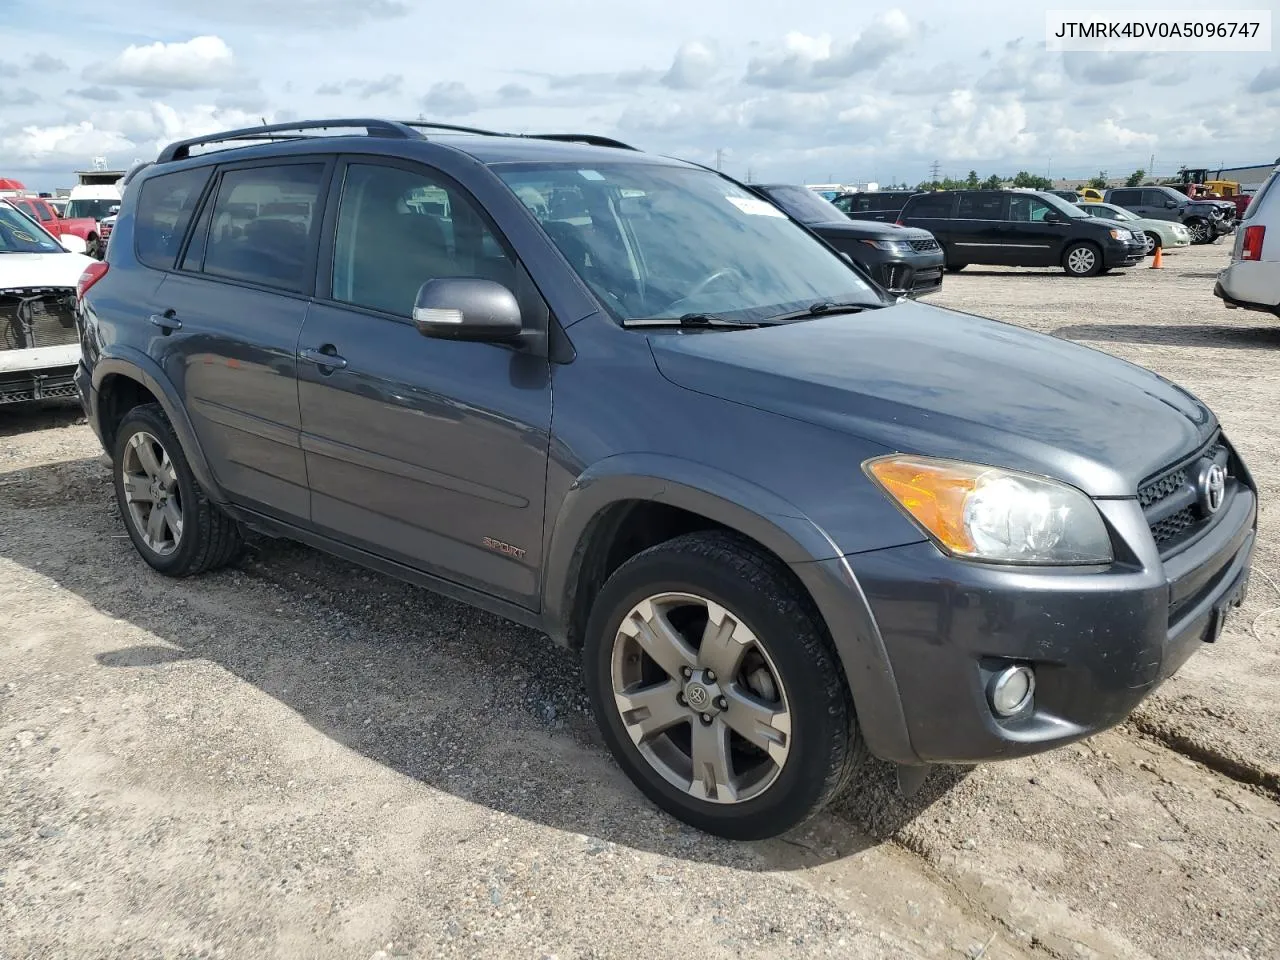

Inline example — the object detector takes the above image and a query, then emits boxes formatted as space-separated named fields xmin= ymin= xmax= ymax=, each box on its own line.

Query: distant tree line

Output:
xmin=896 ymin=168 xmax=1151 ymax=193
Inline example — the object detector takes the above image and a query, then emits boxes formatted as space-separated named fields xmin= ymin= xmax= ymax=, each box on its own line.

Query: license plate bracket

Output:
xmin=1206 ymin=569 xmax=1250 ymax=644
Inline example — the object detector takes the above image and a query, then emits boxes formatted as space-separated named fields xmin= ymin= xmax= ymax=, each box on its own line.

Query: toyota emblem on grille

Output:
xmin=1199 ymin=462 xmax=1227 ymax=515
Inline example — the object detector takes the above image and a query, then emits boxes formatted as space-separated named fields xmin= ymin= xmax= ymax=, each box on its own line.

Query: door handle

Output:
xmin=299 ymin=345 xmax=348 ymax=371
xmin=149 ymin=310 xmax=182 ymax=333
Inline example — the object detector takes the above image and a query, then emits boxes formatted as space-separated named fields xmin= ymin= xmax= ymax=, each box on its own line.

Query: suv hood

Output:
xmin=808 ymin=220 xmax=934 ymax=241
xmin=650 ymin=301 xmax=1215 ymax=497
xmin=0 ymin=252 xmax=94 ymax=289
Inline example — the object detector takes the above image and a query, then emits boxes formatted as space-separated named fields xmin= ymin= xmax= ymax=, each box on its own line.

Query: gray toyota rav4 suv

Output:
xmin=75 ymin=119 xmax=1257 ymax=840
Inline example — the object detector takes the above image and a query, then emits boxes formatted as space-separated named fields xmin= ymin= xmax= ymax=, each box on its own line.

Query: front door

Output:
xmin=297 ymin=159 xmax=552 ymax=609
xmin=154 ymin=159 xmax=331 ymax=521
xmin=1008 ymin=193 xmax=1069 ymax=266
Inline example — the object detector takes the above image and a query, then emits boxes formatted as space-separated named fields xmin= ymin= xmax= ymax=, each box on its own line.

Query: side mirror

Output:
xmin=59 ymin=234 xmax=88 ymax=255
xmin=413 ymin=278 xmax=523 ymax=342
xmin=1166 ymin=200 xmax=1179 ymax=208
xmin=1043 ymin=211 xmax=1063 ymax=223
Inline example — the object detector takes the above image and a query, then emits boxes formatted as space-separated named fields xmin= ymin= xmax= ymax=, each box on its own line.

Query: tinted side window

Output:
xmin=904 ymin=194 xmax=955 ymax=218
xmin=1142 ymin=189 xmax=1169 ymax=205
xmin=1109 ymin=190 xmax=1136 ymax=205
xmin=1008 ymin=195 xmax=1053 ymax=222
xmin=134 ymin=167 xmax=211 ymax=270
xmin=27 ymin=200 xmax=53 ymax=222
xmin=957 ymin=193 xmax=1004 ymax=220
xmin=202 ymin=164 xmax=326 ymax=292
xmin=331 ymin=163 xmax=516 ymax=317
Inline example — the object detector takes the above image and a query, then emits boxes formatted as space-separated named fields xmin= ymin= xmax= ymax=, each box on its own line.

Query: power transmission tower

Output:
xmin=929 ymin=160 xmax=941 ymax=182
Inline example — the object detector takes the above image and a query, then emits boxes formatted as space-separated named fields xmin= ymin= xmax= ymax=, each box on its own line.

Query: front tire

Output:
xmin=112 ymin=403 xmax=242 ymax=576
xmin=1143 ymin=231 xmax=1160 ymax=255
xmin=1186 ymin=218 xmax=1212 ymax=244
xmin=583 ymin=531 xmax=862 ymax=840
xmin=1063 ymin=241 xmax=1102 ymax=276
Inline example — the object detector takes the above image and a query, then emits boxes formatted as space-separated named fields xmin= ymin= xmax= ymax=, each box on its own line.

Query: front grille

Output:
xmin=1139 ymin=437 xmax=1235 ymax=553
xmin=1138 ymin=468 xmax=1187 ymax=510
xmin=0 ymin=368 xmax=77 ymax=404
xmin=1151 ymin=506 xmax=1198 ymax=545
xmin=909 ymin=237 xmax=939 ymax=252
xmin=1 ymin=287 xmax=78 ymax=352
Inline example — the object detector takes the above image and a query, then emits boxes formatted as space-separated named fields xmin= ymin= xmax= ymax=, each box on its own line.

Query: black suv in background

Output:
xmin=898 ymin=189 xmax=1147 ymax=275
xmin=77 ymin=119 xmax=1256 ymax=841
xmin=832 ymin=190 xmax=917 ymax=222
xmin=748 ymin=183 xmax=943 ymax=298
xmin=1104 ymin=186 xmax=1231 ymax=244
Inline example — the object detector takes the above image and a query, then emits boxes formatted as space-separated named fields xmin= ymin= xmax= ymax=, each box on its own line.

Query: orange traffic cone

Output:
xmin=1150 ymin=245 xmax=1164 ymax=269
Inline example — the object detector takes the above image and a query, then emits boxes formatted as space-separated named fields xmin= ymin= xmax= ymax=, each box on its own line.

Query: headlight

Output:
xmin=1109 ymin=228 xmax=1133 ymax=241
xmin=864 ymin=455 xmax=1113 ymax=565
xmin=861 ymin=239 xmax=914 ymax=254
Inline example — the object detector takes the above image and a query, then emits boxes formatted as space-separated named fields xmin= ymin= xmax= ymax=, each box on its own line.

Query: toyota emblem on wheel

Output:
xmin=1200 ymin=462 xmax=1227 ymax=515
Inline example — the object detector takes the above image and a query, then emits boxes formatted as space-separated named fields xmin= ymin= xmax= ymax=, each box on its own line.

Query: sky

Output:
xmin=1 ymin=0 xmax=1277 ymax=192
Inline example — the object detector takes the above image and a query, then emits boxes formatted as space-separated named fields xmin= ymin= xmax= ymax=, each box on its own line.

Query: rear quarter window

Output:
xmin=903 ymin=194 xmax=955 ymax=219
xmin=134 ymin=167 xmax=212 ymax=270
xmin=1242 ymin=169 xmax=1279 ymax=220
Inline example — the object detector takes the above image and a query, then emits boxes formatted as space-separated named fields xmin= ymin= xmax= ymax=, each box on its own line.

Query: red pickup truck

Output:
xmin=5 ymin=195 xmax=104 ymax=257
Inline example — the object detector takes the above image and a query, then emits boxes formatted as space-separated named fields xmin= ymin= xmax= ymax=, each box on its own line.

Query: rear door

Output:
xmin=296 ymin=157 xmax=553 ymax=608
xmin=149 ymin=158 xmax=331 ymax=522
xmin=950 ymin=192 xmax=1010 ymax=264
xmin=900 ymin=192 xmax=957 ymax=256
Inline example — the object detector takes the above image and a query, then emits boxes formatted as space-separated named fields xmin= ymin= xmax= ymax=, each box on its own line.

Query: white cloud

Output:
xmin=662 ymin=41 xmax=718 ymax=90
xmin=422 ymin=81 xmax=477 ymax=116
xmin=746 ymin=11 xmax=914 ymax=88
xmin=94 ymin=36 xmax=237 ymax=91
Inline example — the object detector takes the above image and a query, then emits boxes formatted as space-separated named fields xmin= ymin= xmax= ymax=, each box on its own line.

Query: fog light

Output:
xmin=989 ymin=665 xmax=1035 ymax=717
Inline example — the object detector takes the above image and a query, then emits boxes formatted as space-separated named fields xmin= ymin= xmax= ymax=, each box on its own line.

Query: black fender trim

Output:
xmin=91 ymin=350 xmax=228 ymax=505
xmin=540 ymin=453 xmax=919 ymax=764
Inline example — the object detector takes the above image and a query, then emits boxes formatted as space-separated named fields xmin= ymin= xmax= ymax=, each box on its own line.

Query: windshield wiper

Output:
xmin=622 ymin=313 xmax=760 ymax=329
xmin=762 ymin=300 xmax=876 ymax=324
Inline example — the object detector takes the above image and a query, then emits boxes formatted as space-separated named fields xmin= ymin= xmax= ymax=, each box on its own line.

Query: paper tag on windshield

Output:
xmin=578 ymin=169 xmax=606 ymax=181
xmin=725 ymin=196 xmax=786 ymax=217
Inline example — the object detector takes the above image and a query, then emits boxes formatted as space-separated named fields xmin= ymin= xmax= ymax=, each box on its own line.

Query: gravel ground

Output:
xmin=1 ymin=242 xmax=1278 ymax=959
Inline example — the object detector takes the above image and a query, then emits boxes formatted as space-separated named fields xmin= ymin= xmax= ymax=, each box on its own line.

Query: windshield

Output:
xmin=496 ymin=163 xmax=878 ymax=324
xmin=0 ymin=204 xmax=64 ymax=253
xmin=65 ymin=198 xmax=118 ymax=220
xmin=756 ymin=185 xmax=846 ymax=225
xmin=1038 ymin=192 xmax=1090 ymax=218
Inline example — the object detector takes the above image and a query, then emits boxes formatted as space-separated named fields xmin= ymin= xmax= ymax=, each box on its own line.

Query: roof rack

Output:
xmin=403 ymin=122 xmax=638 ymax=151
xmin=155 ymin=117 xmax=640 ymax=167
xmin=398 ymin=120 xmax=509 ymax=137
xmin=520 ymin=133 xmax=638 ymax=151
xmin=157 ymin=118 xmax=421 ymax=163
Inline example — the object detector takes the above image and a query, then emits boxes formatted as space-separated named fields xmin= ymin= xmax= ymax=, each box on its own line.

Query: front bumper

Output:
xmin=828 ymin=479 xmax=1256 ymax=765
xmin=841 ymin=244 xmax=945 ymax=299
xmin=1103 ymin=238 xmax=1147 ymax=267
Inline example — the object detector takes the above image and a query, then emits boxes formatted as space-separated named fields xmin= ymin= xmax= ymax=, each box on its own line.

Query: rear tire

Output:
xmin=1063 ymin=242 xmax=1103 ymax=277
xmin=582 ymin=531 xmax=863 ymax=840
xmin=112 ymin=403 xmax=242 ymax=577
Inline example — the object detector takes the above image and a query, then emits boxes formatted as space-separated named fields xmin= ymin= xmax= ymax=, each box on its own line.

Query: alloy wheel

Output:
xmin=1142 ymin=232 xmax=1156 ymax=254
xmin=610 ymin=592 xmax=791 ymax=804
xmin=1067 ymin=246 xmax=1096 ymax=274
xmin=120 ymin=431 xmax=183 ymax=556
